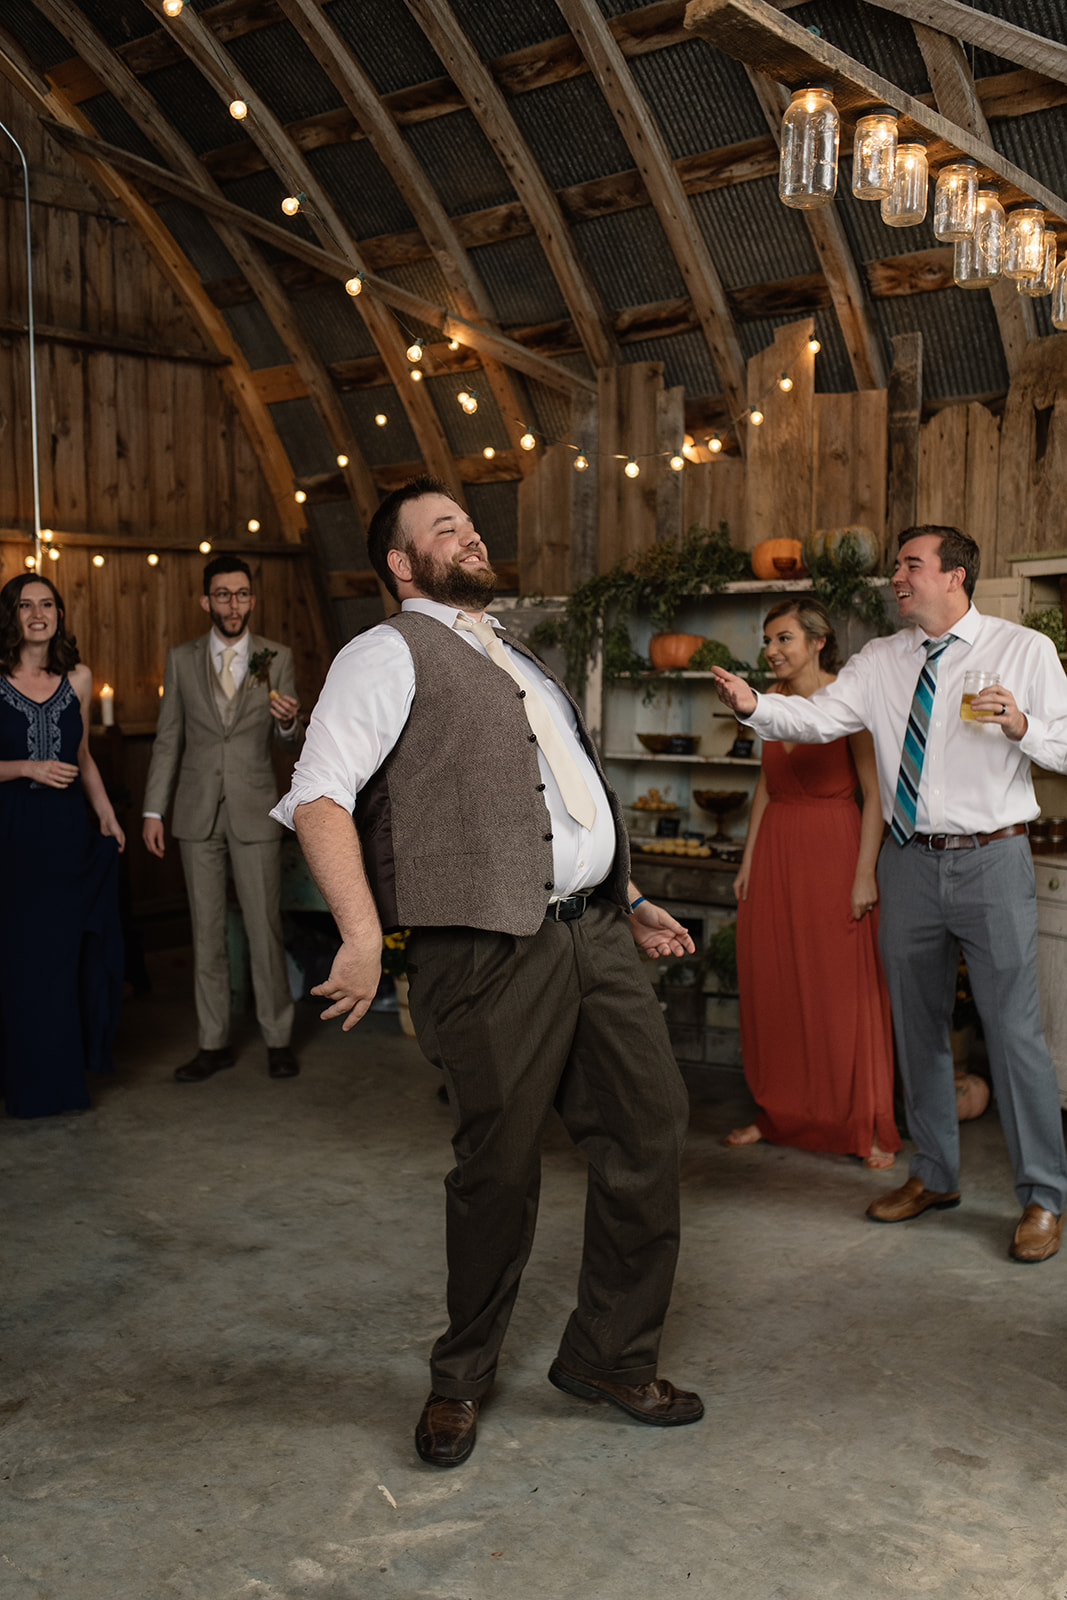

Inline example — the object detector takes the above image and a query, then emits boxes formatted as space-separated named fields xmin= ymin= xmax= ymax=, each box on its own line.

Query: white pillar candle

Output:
xmin=100 ymin=684 xmax=114 ymax=726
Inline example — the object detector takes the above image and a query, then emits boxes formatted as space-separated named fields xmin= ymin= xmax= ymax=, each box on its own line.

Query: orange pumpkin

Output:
xmin=648 ymin=632 xmax=705 ymax=670
xmin=751 ymin=538 xmax=806 ymax=581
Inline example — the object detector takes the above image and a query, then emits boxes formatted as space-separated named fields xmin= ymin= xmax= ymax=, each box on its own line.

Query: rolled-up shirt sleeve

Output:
xmin=271 ymin=626 xmax=415 ymax=830
xmin=1017 ymin=628 xmax=1067 ymax=773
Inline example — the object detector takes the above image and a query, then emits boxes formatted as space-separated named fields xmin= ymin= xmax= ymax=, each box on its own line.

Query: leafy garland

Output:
xmin=805 ymin=532 xmax=891 ymax=634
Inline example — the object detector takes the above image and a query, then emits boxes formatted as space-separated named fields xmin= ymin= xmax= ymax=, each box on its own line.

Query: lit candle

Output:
xmin=100 ymin=685 xmax=115 ymax=726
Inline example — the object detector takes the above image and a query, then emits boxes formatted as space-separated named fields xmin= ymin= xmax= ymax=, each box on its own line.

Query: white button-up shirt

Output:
xmin=743 ymin=605 xmax=1067 ymax=835
xmin=273 ymin=598 xmax=617 ymax=899
xmin=209 ymin=627 xmax=249 ymax=688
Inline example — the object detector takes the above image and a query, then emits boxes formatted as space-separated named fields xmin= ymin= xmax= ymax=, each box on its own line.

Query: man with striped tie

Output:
xmin=713 ymin=525 xmax=1067 ymax=1263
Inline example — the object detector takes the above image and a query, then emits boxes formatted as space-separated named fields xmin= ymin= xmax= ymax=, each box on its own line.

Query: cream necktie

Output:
xmin=219 ymin=646 xmax=237 ymax=700
xmin=454 ymin=615 xmax=597 ymax=830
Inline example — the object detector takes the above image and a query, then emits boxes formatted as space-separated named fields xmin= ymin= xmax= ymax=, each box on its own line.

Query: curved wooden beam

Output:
xmin=275 ymin=0 xmax=541 ymax=470
xmin=558 ymin=0 xmax=747 ymax=434
xmin=152 ymin=0 xmax=463 ymax=500
xmin=864 ymin=0 xmax=1067 ymax=88
xmin=30 ymin=0 xmax=380 ymax=537
xmin=402 ymin=0 xmax=617 ymax=371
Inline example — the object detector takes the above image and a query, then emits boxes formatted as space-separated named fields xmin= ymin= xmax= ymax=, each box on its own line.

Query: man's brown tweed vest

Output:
xmin=355 ymin=612 xmax=630 ymax=935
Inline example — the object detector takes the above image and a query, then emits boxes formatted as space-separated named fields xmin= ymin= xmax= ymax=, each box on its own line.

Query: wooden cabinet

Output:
xmin=1034 ymin=854 xmax=1067 ymax=1109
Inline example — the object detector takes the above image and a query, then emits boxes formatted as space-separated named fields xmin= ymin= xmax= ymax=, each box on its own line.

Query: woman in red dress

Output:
xmin=726 ymin=597 xmax=899 ymax=1167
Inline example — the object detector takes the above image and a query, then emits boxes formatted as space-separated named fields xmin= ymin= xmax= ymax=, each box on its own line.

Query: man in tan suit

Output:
xmin=143 ymin=556 xmax=302 ymax=1081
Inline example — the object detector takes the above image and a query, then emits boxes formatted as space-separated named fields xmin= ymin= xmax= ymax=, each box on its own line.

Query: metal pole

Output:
xmin=0 ymin=115 xmax=42 ymax=571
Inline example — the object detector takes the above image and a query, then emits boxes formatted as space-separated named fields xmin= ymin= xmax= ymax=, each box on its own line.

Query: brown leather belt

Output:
xmin=912 ymin=823 xmax=1028 ymax=851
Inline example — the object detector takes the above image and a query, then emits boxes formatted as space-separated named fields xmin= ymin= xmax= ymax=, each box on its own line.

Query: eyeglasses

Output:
xmin=209 ymin=588 xmax=252 ymax=603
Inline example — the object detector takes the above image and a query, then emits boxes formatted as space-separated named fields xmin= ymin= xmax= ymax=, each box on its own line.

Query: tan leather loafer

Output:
xmin=548 ymin=1360 xmax=704 ymax=1426
xmin=1010 ymin=1204 xmax=1064 ymax=1263
xmin=414 ymin=1393 xmax=480 ymax=1467
xmin=866 ymin=1174 xmax=961 ymax=1223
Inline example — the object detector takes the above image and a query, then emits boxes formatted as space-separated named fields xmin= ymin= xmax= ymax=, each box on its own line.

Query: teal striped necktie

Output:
xmin=890 ymin=635 xmax=955 ymax=846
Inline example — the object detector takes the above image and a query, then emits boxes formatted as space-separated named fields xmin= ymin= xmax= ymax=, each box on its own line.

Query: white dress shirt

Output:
xmin=272 ymin=598 xmax=617 ymax=899
xmin=743 ymin=605 xmax=1067 ymax=835
xmin=209 ymin=627 xmax=250 ymax=688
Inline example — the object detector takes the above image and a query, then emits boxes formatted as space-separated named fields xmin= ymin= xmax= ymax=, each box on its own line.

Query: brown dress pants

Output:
xmin=406 ymin=899 xmax=690 ymax=1400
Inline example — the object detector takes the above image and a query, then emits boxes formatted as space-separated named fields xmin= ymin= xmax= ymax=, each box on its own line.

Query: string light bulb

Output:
xmin=375 ymin=413 xmax=387 ymax=426
xmin=807 ymin=337 xmax=821 ymax=354
xmin=24 ymin=555 xmax=36 ymax=569
xmin=147 ymin=553 xmax=159 ymax=566
xmin=294 ymin=489 xmax=307 ymax=503
xmin=461 ymin=393 xmax=478 ymax=414
xmin=778 ymin=373 xmax=793 ymax=391
xmin=410 ymin=369 xmax=423 ymax=382
xmin=228 ymin=100 xmax=248 ymax=121
xmin=40 ymin=528 xmax=53 ymax=542
xmin=574 ymin=453 xmax=588 ymax=472
xmin=281 ymin=196 xmax=300 ymax=216
xmin=336 ymin=453 xmax=349 ymax=467
xmin=345 ymin=275 xmax=363 ymax=297
xmin=92 ymin=554 xmax=105 ymax=567
xmin=483 ymin=446 xmax=495 ymax=459
xmin=48 ymin=547 xmax=60 ymax=561
xmin=162 ymin=0 xmax=183 ymax=15
xmin=199 ymin=541 xmax=212 ymax=554
xmin=624 ymin=458 xmax=640 ymax=478
xmin=520 ymin=432 xmax=536 ymax=451
xmin=749 ymin=407 xmax=764 ymax=427
xmin=708 ymin=435 xmax=723 ymax=454
xmin=669 ymin=454 xmax=685 ymax=472
xmin=247 ymin=519 xmax=260 ymax=532
xmin=447 ymin=338 xmax=460 ymax=351
xmin=406 ymin=341 xmax=423 ymax=363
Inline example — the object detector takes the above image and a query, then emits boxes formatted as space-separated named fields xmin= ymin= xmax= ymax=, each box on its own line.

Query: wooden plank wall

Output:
xmin=743 ymin=317 xmax=816 ymax=549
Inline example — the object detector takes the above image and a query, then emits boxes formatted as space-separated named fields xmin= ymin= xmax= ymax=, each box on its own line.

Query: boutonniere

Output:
xmin=248 ymin=647 xmax=277 ymax=688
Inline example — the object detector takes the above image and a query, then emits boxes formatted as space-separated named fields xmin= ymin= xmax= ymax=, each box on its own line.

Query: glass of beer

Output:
xmin=960 ymin=669 xmax=998 ymax=720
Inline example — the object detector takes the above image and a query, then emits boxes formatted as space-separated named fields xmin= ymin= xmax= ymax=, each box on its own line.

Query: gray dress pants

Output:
xmin=406 ymin=899 xmax=690 ymax=1399
xmin=877 ymin=832 xmax=1067 ymax=1213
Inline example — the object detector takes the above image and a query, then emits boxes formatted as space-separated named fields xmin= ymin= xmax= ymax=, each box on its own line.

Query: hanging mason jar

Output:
xmin=933 ymin=157 xmax=978 ymax=242
xmin=953 ymin=188 xmax=1004 ymax=288
xmin=851 ymin=105 xmax=897 ymax=200
xmin=1052 ymin=255 xmax=1067 ymax=331
xmin=779 ymin=85 xmax=839 ymax=209
xmin=1004 ymin=204 xmax=1046 ymax=279
xmin=881 ymin=138 xmax=928 ymax=227
xmin=1017 ymin=226 xmax=1057 ymax=297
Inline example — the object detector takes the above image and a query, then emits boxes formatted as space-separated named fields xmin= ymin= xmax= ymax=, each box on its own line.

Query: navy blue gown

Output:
xmin=0 ymin=674 xmax=123 ymax=1117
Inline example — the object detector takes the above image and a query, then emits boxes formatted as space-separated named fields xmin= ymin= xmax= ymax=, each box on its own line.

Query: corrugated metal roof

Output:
xmin=621 ymin=329 xmax=722 ymax=400
xmin=403 ymin=112 xmax=519 ymax=217
xmin=221 ymin=301 xmax=291 ymax=370
xmin=305 ymin=501 xmax=368 ymax=569
xmin=571 ymin=208 xmax=688 ymax=310
xmin=325 ymin=0 xmax=446 ymax=95
xmin=465 ymin=480 xmax=519 ymax=563
xmin=79 ymin=91 xmax=168 ymax=166
xmin=468 ymin=234 xmax=571 ymax=324
xmin=154 ymin=200 xmax=241 ymax=283
xmin=520 ymin=381 xmax=575 ymax=451
xmin=225 ymin=22 xmax=343 ymax=126
xmin=425 ymin=374 xmax=509 ymax=454
xmin=1 ymin=0 xmax=78 ymax=71
xmin=341 ymin=389 xmax=421 ymax=465
xmin=835 ymin=183 xmax=931 ymax=267
xmin=991 ymin=108 xmax=1067 ymax=208
xmin=78 ymin=0 xmax=157 ymax=48
xmin=288 ymin=283 xmax=381 ymax=364
xmin=304 ymin=139 xmax=417 ymax=239
xmin=692 ymin=176 xmax=824 ymax=288
xmin=441 ymin=0 xmax=574 ymax=61
xmin=268 ymin=396 xmax=338 ymax=476
xmin=873 ymin=287 xmax=1009 ymax=399
xmin=789 ymin=0 xmax=932 ymax=98
xmin=630 ymin=40 xmax=771 ymax=160
xmin=141 ymin=59 xmax=250 ymax=158
xmin=509 ymin=77 xmax=634 ymax=189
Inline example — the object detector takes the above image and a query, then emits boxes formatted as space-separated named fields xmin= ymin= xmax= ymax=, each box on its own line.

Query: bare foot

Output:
xmin=863 ymin=1144 xmax=896 ymax=1170
xmin=722 ymin=1124 xmax=763 ymax=1148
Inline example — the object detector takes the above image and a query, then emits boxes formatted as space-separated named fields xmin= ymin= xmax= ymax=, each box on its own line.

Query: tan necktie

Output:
xmin=454 ymin=615 xmax=597 ymax=830
xmin=219 ymin=646 xmax=237 ymax=700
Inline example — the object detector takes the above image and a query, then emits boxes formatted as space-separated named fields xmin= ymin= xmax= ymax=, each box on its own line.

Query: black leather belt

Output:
xmin=912 ymin=823 xmax=1028 ymax=851
xmin=545 ymin=894 xmax=589 ymax=921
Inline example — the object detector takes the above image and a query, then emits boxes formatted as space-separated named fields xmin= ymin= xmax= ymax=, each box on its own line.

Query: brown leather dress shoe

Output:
xmin=866 ymin=1175 xmax=961 ymax=1223
xmin=1010 ymin=1204 xmax=1064 ymax=1263
xmin=267 ymin=1046 xmax=299 ymax=1079
xmin=173 ymin=1046 xmax=236 ymax=1083
xmin=547 ymin=1361 xmax=704 ymax=1426
xmin=414 ymin=1393 xmax=480 ymax=1467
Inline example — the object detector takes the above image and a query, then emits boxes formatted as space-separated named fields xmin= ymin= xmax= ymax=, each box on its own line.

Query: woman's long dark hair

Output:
xmin=0 ymin=572 xmax=80 ymax=677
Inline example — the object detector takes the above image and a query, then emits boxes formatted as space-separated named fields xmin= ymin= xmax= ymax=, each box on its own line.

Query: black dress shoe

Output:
xmin=548 ymin=1360 xmax=704 ymax=1426
xmin=415 ymin=1392 xmax=480 ymax=1467
xmin=267 ymin=1046 xmax=299 ymax=1079
xmin=174 ymin=1046 xmax=236 ymax=1083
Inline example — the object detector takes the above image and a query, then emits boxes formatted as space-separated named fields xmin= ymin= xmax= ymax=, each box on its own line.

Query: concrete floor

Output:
xmin=3 ymin=952 xmax=1067 ymax=1600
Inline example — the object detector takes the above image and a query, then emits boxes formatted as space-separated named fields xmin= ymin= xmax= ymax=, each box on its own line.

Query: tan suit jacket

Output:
xmin=143 ymin=631 xmax=301 ymax=842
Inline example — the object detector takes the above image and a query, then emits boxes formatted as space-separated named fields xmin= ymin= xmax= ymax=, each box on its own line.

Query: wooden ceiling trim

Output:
xmin=557 ymin=0 xmax=748 ymax=435
xmin=910 ymin=20 xmax=1034 ymax=379
xmin=402 ymin=0 xmax=618 ymax=371
xmin=0 ymin=25 xmax=305 ymax=540
xmin=684 ymin=0 xmax=1067 ymax=225
xmin=0 ymin=316 xmax=231 ymax=364
xmin=276 ymin=0 xmax=538 ymax=472
xmin=863 ymin=0 xmax=1067 ymax=88
xmin=31 ymin=0 xmax=381 ymax=535
xmin=152 ymin=0 xmax=463 ymax=501
xmin=743 ymin=67 xmax=885 ymax=390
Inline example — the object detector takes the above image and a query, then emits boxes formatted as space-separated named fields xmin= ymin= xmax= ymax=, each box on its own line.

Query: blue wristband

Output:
xmin=630 ymin=895 xmax=646 ymax=910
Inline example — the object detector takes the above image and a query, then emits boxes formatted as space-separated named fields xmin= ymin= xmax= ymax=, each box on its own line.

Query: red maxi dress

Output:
xmin=735 ymin=736 xmax=900 ymax=1159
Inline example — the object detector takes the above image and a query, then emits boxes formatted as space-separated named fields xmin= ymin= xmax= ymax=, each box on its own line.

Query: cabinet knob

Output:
xmin=1049 ymin=878 xmax=1060 ymax=891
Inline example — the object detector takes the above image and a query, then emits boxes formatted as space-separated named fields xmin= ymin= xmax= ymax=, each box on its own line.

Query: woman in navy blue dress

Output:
xmin=0 ymin=573 xmax=125 ymax=1117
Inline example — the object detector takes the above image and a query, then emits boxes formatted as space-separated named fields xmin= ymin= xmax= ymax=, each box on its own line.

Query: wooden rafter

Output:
xmin=402 ymin=0 xmax=618 ymax=371
xmin=30 ymin=0 xmax=380 ymax=539
xmin=683 ymin=0 xmax=1067 ymax=225
xmin=909 ymin=20 xmax=1034 ymax=378
xmin=743 ymin=67 xmax=885 ymax=390
xmin=863 ymin=0 xmax=1067 ymax=87
xmin=274 ymin=0 xmax=538 ymax=470
xmin=150 ymin=0 xmax=463 ymax=500
xmin=556 ymin=0 xmax=748 ymax=434
xmin=0 ymin=20 xmax=305 ymax=541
